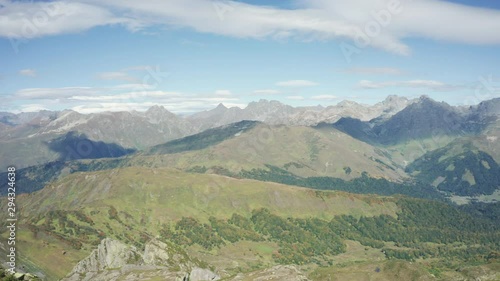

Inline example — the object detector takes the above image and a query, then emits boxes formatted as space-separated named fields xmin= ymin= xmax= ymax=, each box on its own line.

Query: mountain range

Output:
xmin=0 ymin=95 xmax=499 ymax=280
xmin=0 ymin=95 xmax=414 ymax=171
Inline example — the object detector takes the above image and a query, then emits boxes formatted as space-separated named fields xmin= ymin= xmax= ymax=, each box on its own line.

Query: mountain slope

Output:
xmin=332 ymin=96 xmax=498 ymax=146
xmin=137 ymin=122 xmax=408 ymax=181
xmin=0 ymin=122 xmax=413 ymax=196
xmin=0 ymin=107 xmax=195 ymax=170
xmin=1 ymin=167 xmax=498 ymax=280
xmin=407 ymin=141 xmax=500 ymax=196
xmin=1 ymin=167 xmax=398 ymax=279
xmin=146 ymin=120 xmax=259 ymax=155
xmin=1 ymin=96 xmax=495 ymax=171
xmin=5 ymin=117 xmax=496 ymax=199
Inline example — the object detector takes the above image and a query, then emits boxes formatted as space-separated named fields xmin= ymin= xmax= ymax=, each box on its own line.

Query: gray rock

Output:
xmin=143 ymin=239 xmax=170 ymax=266
xmin=62 ymin=238 xmax=214 ymax=281
xmin=189 ymin=267 xmax=220 ymax=281
xmin=71 ymin=238 xmax=141 ymax=274
xmin=13 ymin=273 xmax=25 ymax=280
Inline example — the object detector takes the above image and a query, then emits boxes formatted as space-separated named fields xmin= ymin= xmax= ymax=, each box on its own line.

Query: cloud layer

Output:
xmin=1 ymin=0 xmax=500 ymax=54
xmin=276 ymin=80 xmax=318 ymax=87
xmin=358 ymin=79 xmax=463 ymax=91
xmin=344 ymin=67 xmax=404 ymax=75
xmin=19 ymin=69 xmax=37 ymax=77
xmin=9 ymin=83 xmax=243 ymax=113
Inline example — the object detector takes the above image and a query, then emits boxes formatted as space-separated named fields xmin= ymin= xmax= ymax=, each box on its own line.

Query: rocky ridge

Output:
xmin=61 ymin=238 xmax=312 ymax=281
xmin=62 ymin=238 xmax=220 ymax=281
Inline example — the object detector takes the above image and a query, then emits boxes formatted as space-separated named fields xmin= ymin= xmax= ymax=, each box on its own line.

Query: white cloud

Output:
xmin=214 ymin=90 xmax=232 ymax=96
xmin=253 ymin=89 xmax=281 ymax=95
xmin=20 ymin=104 xmax=49 ymax=112
xmin=358 ymin=79 xmax=462 ymax=91
xmin=15 ymin=87 xmax=102 ymax=99
xmin=0 ymin=1 xmax=126 ymax=39
xmin=122 ymin=65 xmax=155 ymax=71
xmin=344 ymin=67 xmax=403 ymax=75
xmin=311 ymin=95 xmax=338 ymax=100
xmin=70 ymin=98 xmax=245 ymax=114
xmin=111 ymin=83 xmax=156 ymax=90
xmin=71 ymin=102 xmax=157 ymax=114
xmin=10 ymin=84 xmax=243 ymax=114
xmin=1 ymin=0 xmax=499 ymax=54
xmin=19 ymin=69 xmax=37 ymax=77
xmin=276 ymin=80 xmax=318 ymax=87
xmin=68 ymin=91 xmax=181 ymax=101
xmin=95 ymin=66 xmax=164 ymax=83
xmin=286 ymin=95 xmax=305 ymax=100
xmin=97 ymin=72 xmax=139 ymax=83
xmin=13 ymin=85 xmax=151 ymax=99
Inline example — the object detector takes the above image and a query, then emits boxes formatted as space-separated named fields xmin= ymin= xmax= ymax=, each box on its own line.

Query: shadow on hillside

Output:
xmin=0 ymin=132 xmax=136 ymax=196
xmin=46 ymin=131 xmax=136 ymax=161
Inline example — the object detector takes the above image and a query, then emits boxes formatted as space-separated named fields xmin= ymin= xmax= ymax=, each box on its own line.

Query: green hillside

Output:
xmin=1 ymin=123 xmax=410 ymax=196
xmin=146 ymin=120 xmax=259 ymax=155
xmin=136 ymin=123 xmax=408 ymax=181
xmin=1 ymin=167 xmax=498 ymax=280
xmin=407 ymin=142 xmax=500 ymax=196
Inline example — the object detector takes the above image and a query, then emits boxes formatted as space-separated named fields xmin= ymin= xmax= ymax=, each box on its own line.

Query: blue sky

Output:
xmin=1 ymin=0 xmax=499 ymax=113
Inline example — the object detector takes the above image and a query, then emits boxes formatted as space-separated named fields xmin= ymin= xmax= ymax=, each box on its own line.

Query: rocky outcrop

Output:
xmin=62 ymin=238 xmax=219 ymax=281
xmin=143 ymin=239 xmax=170 ymax=266
xmin=70 ymin=238 xmax=141 ymax=274
xmin=2 ymin=272 xmax=40 ymax=281
xmin=188 ymin=267 xmax=221 ymax=281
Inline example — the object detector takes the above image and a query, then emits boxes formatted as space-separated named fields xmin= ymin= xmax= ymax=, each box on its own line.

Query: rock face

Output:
xmin=64 ymin=238 xmax=142 ymax=281
xmin=62 ymin=238 xmax=220 ymax=281
xmin=74 ymin=238 xmax=141 ymax=273
xmin=11 ymin=272 xmax=40 ymax=280
xmin=188 ymin=267 xmax=221 ymax=281
xmin=143 ymin=239 xmax=170 ymax=266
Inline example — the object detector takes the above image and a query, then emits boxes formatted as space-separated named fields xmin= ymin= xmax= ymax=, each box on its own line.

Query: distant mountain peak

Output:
xmin=246 ymin=99 xmax=288 ymax=109
xmin=247 ymin=99 xmax=270 ymax=107
xmin=145 ymin=105 xmax=177 ymax=123
xmin=419 ymin=94 xmax=431 ymax=100
xmin=418 ymin=95 xmax=440 ymax=104
xmin=337 ymin=100 xmax=361 ymax=107
xmin=215 ymin=103 xmax=227 ymax=110
xmin=146 ymin=105 xmax=167 ymax=113
xmin=476 ymin=98 xmax=500 ymax=117
xmin=385 ymin=94 xmax=400 ymax=100
xmin=414 ymin=95 xmax=456 ymax=111
xmin=383 ymin=95 xmax=408 ymax=103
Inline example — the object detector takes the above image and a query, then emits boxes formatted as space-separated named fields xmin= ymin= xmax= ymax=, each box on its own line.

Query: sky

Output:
xmin=1 ymin=0 xmax=500 ymax=114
